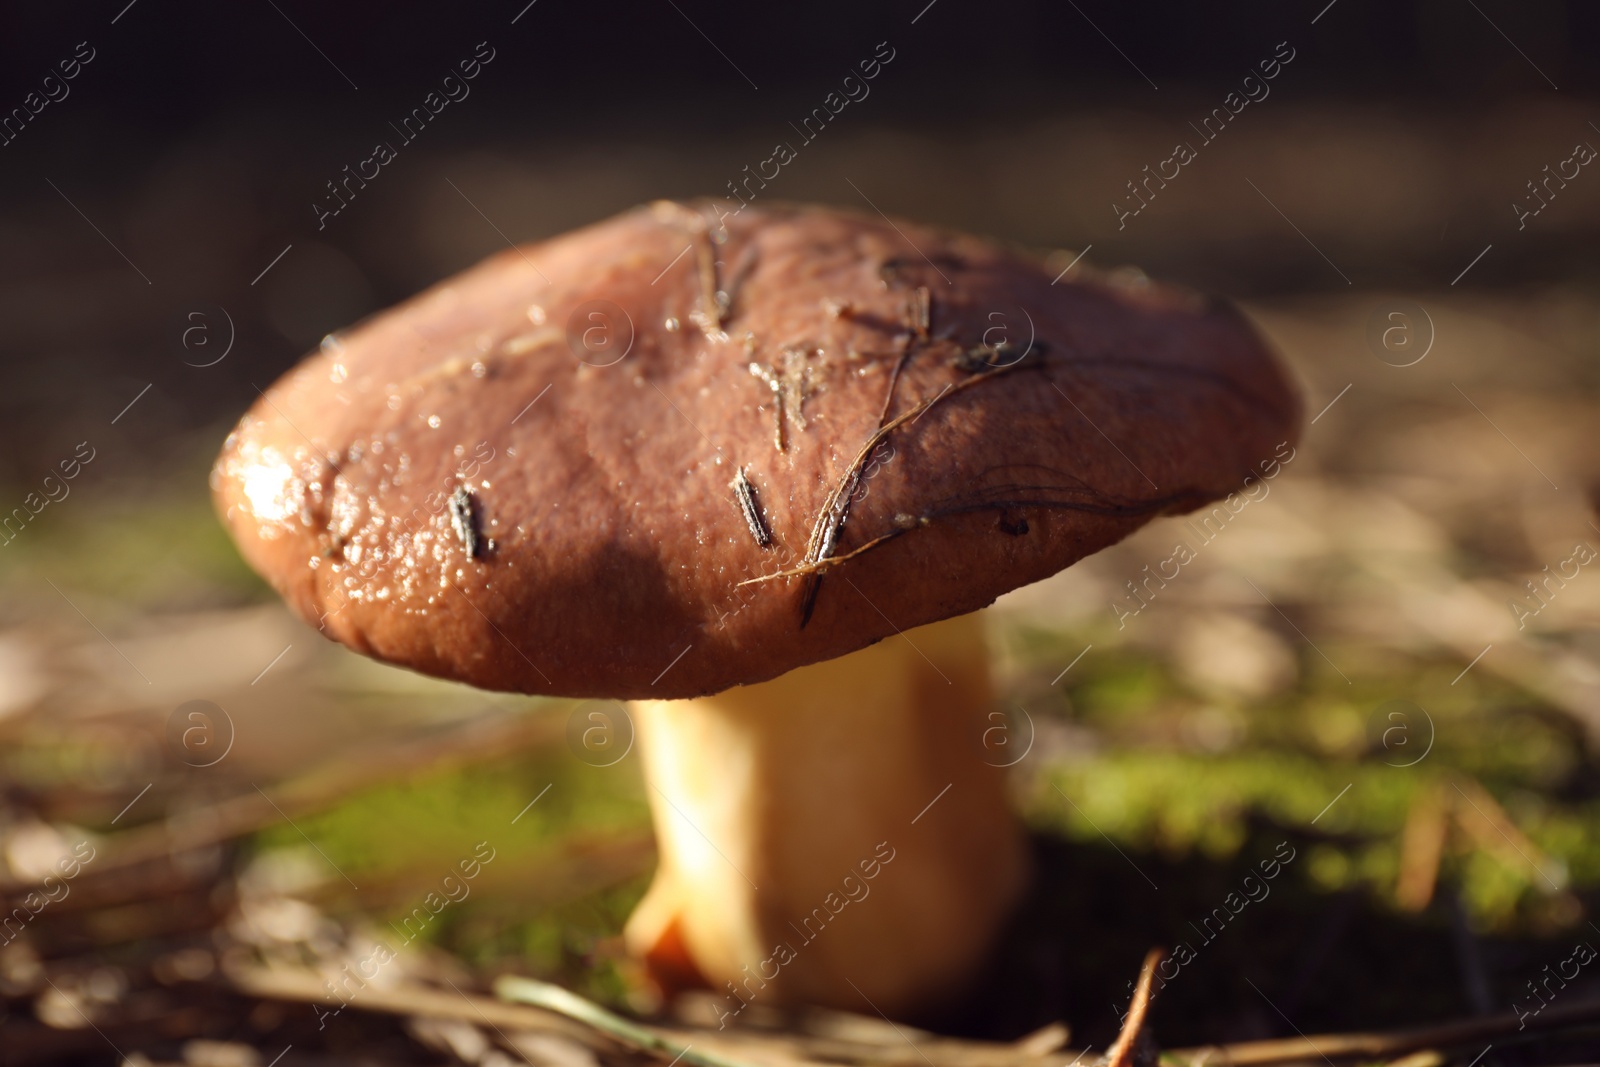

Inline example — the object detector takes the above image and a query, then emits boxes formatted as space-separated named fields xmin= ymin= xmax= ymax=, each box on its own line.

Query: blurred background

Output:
xmin=3 ymin=0 xmax=1600 ymax=1062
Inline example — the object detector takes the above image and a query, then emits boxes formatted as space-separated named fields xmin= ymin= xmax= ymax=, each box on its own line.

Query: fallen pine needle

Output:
xmin=227 ymin=963 xmax=597 ymax=1043
xmin=496 ymin=975 xmax=761 ymax=1067
xmin=1164 ymin=994 xmax=1600 ymax=1065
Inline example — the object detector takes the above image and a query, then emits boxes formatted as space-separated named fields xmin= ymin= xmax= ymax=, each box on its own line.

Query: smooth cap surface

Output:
xmin=213 ymin=201 xmax=1301 ymax=698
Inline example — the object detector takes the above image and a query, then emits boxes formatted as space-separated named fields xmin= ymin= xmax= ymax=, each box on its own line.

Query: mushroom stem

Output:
xmin=625 ymin=612 xmax=1030 ymax=1020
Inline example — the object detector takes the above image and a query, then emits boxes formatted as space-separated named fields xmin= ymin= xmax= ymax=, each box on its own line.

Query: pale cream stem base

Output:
xmin=625 ymin=611 xmax=1030 ymax=1019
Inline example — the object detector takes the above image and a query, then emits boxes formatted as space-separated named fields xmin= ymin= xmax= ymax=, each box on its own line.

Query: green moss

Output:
xmin=251 ymin=739 xmax=653 ymax=999
xmin=256 ymin=749 xmax=648 ymax=878
xmin=3 ymin=487 xmax=263 ymax=608
xmin=1021 ymin=618 xmax=1600 ymax=939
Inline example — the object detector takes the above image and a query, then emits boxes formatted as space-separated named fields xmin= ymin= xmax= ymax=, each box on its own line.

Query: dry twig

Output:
xmin=1102 ymin=948 xmax=1165 ymax=1067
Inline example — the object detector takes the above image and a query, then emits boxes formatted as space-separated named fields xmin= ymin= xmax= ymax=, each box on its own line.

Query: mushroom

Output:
xmin=213 ymin=201 xmax=1300 ymax=1018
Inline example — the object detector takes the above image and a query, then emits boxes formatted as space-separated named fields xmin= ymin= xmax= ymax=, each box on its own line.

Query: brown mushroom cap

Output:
xmin=213 ymin=201 xmax=1300 ymax=699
